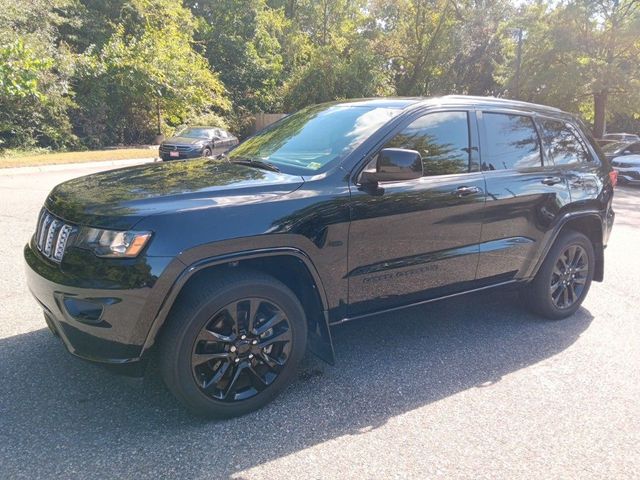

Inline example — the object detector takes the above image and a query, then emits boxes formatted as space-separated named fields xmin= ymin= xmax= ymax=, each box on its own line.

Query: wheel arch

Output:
xmin=559 ymin=214 xmax=605 ymax=282
xmin=142 ymin=248 xmax=335 ymax=364
xmin=531 ymin=212 xmax=605 ymax=282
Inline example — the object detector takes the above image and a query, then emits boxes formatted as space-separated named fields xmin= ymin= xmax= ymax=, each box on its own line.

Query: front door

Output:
xmin=347 ymin=110 xmax=486 ymax=317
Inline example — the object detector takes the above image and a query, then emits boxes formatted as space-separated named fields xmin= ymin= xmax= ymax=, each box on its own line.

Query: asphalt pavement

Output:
xmin=0 ymin=162 xmax=638 ymax=479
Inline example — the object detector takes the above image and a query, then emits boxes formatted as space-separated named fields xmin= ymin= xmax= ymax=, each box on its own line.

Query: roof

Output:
xmin=331 ymin=95 xmax=571 ymax=116
xmin=331 ymin=97 xmax=423 ymax=109
xmin=330 ymin=95 xmax=568 ymax=116
xmin=425 ymin=95 xmax=565 ymax=114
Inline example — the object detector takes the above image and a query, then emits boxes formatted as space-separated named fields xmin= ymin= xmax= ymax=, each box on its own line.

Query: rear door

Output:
xmin=347 ymin=109 xmax=486 ymax=316
xmin=476 ymin=110 xmax=571 ymax=283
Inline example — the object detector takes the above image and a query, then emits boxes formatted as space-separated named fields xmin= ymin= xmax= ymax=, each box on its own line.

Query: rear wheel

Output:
xmin=522 ymin=230 xmax=595 ymax=319
xmin=159 ymin=271 xmax=307 ymax=418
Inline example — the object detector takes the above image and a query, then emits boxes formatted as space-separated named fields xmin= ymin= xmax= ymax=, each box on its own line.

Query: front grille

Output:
xmin=159 ymin=144 xmax=193 ymax=153
xmin=34 ymin=209 xmax=74 ymax=263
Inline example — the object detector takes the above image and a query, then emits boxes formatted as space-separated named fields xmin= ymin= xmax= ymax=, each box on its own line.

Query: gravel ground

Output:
xmin=0 ymin=163 xmax=638 ymax=479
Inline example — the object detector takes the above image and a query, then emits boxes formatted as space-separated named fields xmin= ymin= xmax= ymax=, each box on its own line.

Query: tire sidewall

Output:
xmin=532 ymin=231 xmax=595 ymax=319
xmin=165 ymin=279 xmax=307 ymax=417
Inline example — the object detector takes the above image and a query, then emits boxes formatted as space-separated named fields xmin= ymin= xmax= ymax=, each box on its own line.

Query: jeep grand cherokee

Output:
xmin=25 ymin=96 xmax=616 ymax=418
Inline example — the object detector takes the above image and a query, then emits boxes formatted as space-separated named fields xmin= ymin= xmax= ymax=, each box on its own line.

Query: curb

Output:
xmin=0 ymin=157 xmax=158 ymax=176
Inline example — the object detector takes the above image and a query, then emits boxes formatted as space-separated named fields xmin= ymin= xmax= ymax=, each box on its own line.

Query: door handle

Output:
xmin=541 ymin=176 xmax=563 ymax=186
xmin=452 ymin=186 xmax=481 ymax=197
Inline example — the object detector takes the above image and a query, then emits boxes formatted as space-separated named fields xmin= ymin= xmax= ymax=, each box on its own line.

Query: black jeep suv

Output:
xmin=25 ymin=96 xmax=615 ymax=418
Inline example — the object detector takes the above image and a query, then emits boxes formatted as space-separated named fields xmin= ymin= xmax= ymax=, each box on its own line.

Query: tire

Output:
xmin=159 ymin=270 xmax=307 ymax=418
xmin=521 ymin=230 xmax=595 ymax=320
xmin=202 ymin=147 xmax=212 ymax=157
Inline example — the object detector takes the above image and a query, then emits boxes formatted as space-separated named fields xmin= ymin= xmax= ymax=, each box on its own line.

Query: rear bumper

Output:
xmin=24 ymin=241 xmax=175 ymax=365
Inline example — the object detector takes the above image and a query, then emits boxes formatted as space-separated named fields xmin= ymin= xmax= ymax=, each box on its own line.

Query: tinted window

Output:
xmin=539 ymin=119 xmax=590 ymax=165
xmin=384 ymin=111 xmax=470 ymax=176
xmin=482 ymin=113 xmax=542 ymax=170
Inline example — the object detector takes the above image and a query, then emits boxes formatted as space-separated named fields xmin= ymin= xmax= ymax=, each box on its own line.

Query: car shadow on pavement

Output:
xmin=0 ymin=288 xmax=593 ymax=479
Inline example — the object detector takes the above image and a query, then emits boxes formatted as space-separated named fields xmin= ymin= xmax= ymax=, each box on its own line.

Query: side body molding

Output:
xmin=141 ymin=247 xmax=336 ymax=364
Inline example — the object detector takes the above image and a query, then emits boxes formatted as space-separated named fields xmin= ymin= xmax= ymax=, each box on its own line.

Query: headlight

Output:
xmin=75 ymin=228 xmax=152 ymax=258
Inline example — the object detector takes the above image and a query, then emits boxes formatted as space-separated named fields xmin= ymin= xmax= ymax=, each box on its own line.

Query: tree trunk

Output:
xmin=593 ymin=91 xmax=607 ymax=139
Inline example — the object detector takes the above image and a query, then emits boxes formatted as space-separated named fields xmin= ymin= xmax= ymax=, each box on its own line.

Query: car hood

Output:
xmin=45 ymin=158 xmax=305 ymax=229
xmin=163 ymin=136 xmax=208 ymax=146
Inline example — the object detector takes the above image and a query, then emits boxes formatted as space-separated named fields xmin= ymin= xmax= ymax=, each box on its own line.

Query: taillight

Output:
xmin=609 ymin=170 xmax=618 ymax=187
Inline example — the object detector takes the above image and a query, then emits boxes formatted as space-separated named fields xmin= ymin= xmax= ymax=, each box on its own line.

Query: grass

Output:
xmin=0 ymin=148 xmax=158 ymax=168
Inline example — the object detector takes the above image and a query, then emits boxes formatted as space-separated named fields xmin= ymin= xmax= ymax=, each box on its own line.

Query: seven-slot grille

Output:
xmin=35 ymin=209 xmax=74 ymax=262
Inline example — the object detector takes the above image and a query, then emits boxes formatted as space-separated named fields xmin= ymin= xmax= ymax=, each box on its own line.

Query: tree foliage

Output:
xmin=1 ymin=0 xmax=639 ymax=151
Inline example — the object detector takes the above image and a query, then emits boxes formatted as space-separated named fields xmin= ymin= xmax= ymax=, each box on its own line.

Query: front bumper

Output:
xmin=24 ymin=240 xmax=175 ymax=365
xmin=158 ymin=148 xmax=203 ymax=161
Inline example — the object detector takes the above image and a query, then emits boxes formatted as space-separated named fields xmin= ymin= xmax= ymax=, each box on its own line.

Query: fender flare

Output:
xmin=525 ymin=210 xmax=605 ymax=281
xmin=140 ymin=247 xmax=336 ymax=364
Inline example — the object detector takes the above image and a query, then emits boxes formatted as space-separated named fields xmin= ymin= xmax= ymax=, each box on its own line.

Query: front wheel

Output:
xmin=202 ymin=147 xmax=212 ymax=157
xmin=159 ymin=271 xmax=307 ymax=418
xmin=521 ymin=230 xmax=595 ymax=320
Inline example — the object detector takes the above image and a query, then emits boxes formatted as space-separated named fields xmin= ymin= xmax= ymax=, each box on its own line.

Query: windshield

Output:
xmin=228 ymin=104 xmax=402 ymax=174
xmin=602 ymin=141 xmax=628 ymax=153
xmin=177 ymin=127 xmax=214 ymax=139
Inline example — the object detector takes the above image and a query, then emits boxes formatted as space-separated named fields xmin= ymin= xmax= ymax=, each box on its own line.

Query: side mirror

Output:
xmin=360 ymin=148 xmax=423 ymax=184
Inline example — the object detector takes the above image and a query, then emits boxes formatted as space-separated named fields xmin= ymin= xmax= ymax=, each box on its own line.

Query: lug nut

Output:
xmin=249 ymin=354 xmax=254 ymax=359
xmin=234 ymin=358 xmax=240 ymax=363
xmin=241 ymin=335 xmax=247 ymax=340
xmin=230 ymin=346 xmax=237 ymax=352
xmin=252 ymin=340 xmax=258 ymax=345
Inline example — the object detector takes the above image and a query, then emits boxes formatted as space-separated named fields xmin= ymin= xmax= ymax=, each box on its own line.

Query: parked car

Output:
xmin=159 ymin=126 xmax=238 ymax=161
xmin=603 ymin=133 xmax=640 ymax=142
xmin=25 ymin=96 xmax=616 ymax=418
xmin=598 ymin=133 xmax=640 ymax=147
xmin=601 ymin=140 xmax=640 ymax=161
xmin=610 ymin=155 xmax=640 ymax=185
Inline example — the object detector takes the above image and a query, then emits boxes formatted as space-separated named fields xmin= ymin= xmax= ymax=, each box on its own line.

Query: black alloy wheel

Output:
xmin=202 ymin=147 xmax=212 ymax=157
xmin=159 ymin=271 xmax=307 ymax=418
xmin=521 ymin=230 xmax=594 ymax=320
xmin=549 ymin=245 xmax=589 ymax=309
xmin=191 ymin=298 xmax=293 ymax=402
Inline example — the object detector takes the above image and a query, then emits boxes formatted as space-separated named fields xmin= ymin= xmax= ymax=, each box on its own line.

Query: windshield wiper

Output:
xmin=228 ymin=157 xmax=281 ymax=173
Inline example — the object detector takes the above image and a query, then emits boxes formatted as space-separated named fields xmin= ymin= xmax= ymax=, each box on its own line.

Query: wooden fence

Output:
xmin=253 ymin=113 xmax=287 ymax=133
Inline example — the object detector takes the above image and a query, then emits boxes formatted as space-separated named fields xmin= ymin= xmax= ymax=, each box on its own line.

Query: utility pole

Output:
xmin=515 ymin=27 xmax=523 ymax=100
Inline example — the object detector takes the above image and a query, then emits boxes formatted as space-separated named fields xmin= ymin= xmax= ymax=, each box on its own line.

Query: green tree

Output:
xmin=74 ymin=0 xmax=229 ymax=146
xmin=0 ymin=0 xmax=77 ymax=150
xmin=188 ymin=0 xmax=287 ymax=113
xmin=506 ymin=0 xmax=640 ymax=137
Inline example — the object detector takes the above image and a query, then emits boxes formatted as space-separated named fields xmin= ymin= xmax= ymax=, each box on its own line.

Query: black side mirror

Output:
xmin=360 ymin=148 xmax=423 ymax=184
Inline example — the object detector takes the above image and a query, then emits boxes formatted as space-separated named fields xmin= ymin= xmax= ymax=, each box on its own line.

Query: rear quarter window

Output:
xmin=539 ymin=119 xmax=592 ymax=166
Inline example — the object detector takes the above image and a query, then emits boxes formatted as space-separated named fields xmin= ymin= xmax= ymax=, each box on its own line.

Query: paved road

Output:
xmin=1 ymin=163 xmax=639 ymax=479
